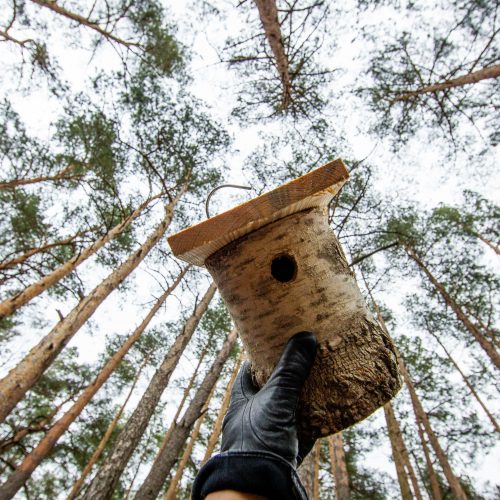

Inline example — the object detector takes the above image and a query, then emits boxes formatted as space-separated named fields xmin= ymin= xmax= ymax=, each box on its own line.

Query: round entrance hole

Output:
xmin=271 ymin=254 xmax=297 ymax=283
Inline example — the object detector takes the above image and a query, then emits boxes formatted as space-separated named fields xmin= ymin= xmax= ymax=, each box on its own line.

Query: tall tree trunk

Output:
xmin=151 ymin=334 xmax=214 ymax=475
xmin=0 ymin=268 xmax=188 ymax=499
xmin=426 ymin=330 xmax=499 ymax=433
xmin=163 ymin=384 xmax=216 ymax=500
xmin=313 ymin=440 xmax=320 ymax=500
xmin=124 ymin=437 xmax=152 ymax=500
xmin=0 ymin=232 xmax=84 ymax=271
xmin=384 ymin=403 xmax=423 ymax=500
xmin=253 ymin=0 xmax=292 ymax=109
xmin=416 ymin=417 xmax=442 ymax=500
xmin=298 ymin=449 xmax=315 ymax=499
xmin=201 ymin=354 xmax=243 ymax=466
xmin=82 ymin=282 xmax=217 ymax=500
xmin=404 ymin=244 xmax=500 ymax=368
xmin=384 ymin=404 xmax=412 ymax=500
xmin=366 ymin=294 xmax=441 ymax=500
xmin=0 ymin=195 xmax=179 ymax=425
xmin=67 ymin=354 xmax=150 ymax=500
xmin=0 ymin=192 xmax=163 ymax=320
xmin=369 ymin=292 xmax=458 ymax=500
xmin=390 ymin=64 xmax=500 ymax=103
xmin=328 ymin=433 xmax=350 ymax=500
xmin=399 ymin=358 xmax=467 ymax=500
xmin=134 ymin=328 xmax=238 ymax=500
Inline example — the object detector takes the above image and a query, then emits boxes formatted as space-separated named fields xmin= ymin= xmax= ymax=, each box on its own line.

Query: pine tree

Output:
xmin=222 ymin=0 xmax=330 ymax=120
xmin=67 ymin=352 xmax=149 ymax=500
xmin=0 ymin=192 xmax=163 ymax=320
xmin=374 ymin=206 xmax=499 ymax=368
xmin=135 ymin=328 xmax=238 ymax=499
xmin=0 ymin=268 xmax=188 ymax=498
xmin=82 ymin=283 xmax=217 ymax=499
xmin=1 ymin=0 xmax=183 ymax=84
xmin=361 ymin=0 xmax=499 ymax=150
xmin=384 ymin=402 xmax=423 ymax=500
xmin=201 ymin=354 xmax=243 ymax=465
xmin=0 ymin=196 xmax=183 ymax=425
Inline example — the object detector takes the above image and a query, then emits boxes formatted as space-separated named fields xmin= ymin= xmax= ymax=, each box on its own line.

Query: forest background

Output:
xmin=0 ymin=0 xmax=498 ymax=499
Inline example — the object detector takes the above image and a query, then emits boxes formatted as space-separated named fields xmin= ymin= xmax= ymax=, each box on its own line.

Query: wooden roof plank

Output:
xmin=167 ymin=159 xmax=349 ymax=266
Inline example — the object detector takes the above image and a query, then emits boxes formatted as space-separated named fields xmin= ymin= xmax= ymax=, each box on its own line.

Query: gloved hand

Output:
xmin=221 ymin=331 xmax=317 ymax=467
xmin=192 ymin=331 xmax=317 ymax=500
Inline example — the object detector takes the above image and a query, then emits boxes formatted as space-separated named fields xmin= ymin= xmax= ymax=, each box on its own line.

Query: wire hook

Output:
xmin=205 ymin=184 xmax=253 ymax=219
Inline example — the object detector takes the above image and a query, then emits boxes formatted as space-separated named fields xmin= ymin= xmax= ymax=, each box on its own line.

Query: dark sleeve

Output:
xmin=191 ymin=451 xmax=308 ymax=500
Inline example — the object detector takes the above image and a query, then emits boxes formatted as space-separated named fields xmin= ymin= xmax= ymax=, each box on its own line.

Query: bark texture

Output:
xmin=163 ymin=385 xmax=215 ymax=500
xmin=399 ymin=358 xmax=467 ymax=500
xmin=0 ymin=193 xmax=161 ymax=320
xmin=384 ymin=403 xmax=423 ymax=500
xmin=404 ymin=244 xmax=500 ymax=368
xmin=390 ymin=64 xmax=500 ymax=103
xmin=201 ymin=354 xmax=243 ymax=465
xmin=134 ymin=329 xmax=238 ymax=500
xmin=82 ymin=282 xmax=217 ymax=500
xmin=0 ymin=198 xmax=176 ymax=424
xmin=298 ymin=450 xmax=315 ymax=498
xmin=312 ymin=441 xmax=320 ymax=500
xmin=0 ymin=268 xmax=187 ymax=499
xmin=67 ymin=355 xmax=149 ymax=500
xmin=253 ymin=0 xmax=292 ymax=110
xmin=206 ymin=207 xmax=401 ymax=440
xmin=329 ymin=433 xmax=350 ymax=500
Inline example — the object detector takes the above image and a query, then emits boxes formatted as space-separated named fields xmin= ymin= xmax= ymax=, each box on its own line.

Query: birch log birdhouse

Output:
xmin=168 ymin=160 xmax=402 ymax=441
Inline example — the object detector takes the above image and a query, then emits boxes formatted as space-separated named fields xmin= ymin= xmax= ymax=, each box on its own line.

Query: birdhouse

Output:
xmin=168 ymin=159 xmax=401 ymax=441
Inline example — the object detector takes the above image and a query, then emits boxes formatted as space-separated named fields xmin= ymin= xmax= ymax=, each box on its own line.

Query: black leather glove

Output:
xmin=192 ymin=331 xmax=317 ymax=500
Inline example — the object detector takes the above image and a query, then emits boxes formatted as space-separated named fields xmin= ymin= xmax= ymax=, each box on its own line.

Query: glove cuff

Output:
xmin=191 ymin=451 xmax=309 ymax=499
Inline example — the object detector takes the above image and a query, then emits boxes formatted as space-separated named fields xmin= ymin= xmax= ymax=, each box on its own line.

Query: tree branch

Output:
xmin=349 ymin=241 xmax=399 ymax=267
xmin=390 ymin=64 xmax=500 ymax=105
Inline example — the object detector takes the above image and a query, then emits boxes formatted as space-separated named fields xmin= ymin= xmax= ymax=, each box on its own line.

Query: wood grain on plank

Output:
xmin=167 ymin=159 xmax=349 ymax=266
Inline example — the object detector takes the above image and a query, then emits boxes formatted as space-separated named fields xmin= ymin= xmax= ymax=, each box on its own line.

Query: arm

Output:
xmin=206 ymin=492 xmax=266 ymax=500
